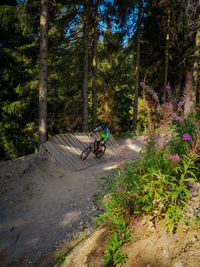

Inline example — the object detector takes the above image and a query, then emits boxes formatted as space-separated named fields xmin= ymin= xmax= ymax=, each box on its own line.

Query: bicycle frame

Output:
xmin=92 ymin=138 xmax=99 ymax=154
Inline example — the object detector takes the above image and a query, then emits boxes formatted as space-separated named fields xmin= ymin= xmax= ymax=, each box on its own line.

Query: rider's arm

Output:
xmin=92 ymin=126 xmax=102 ymax=133
xmin=104 ymin=128 xmax=110 ymax=142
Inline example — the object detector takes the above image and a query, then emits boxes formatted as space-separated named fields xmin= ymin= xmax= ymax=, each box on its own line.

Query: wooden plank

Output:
xmin=78 ymin=132 xmax=91 ymax=147
xmin=53 ymin=135 xmax=82 ymax=170
xmin=60 ymin=134 xmax=93 ymax=169
xmin=110 ymin=135 xmax=120 ymax=150
xmin=54 ymin=134 xmax=88 ymax=171
xmin=60 ymin=134 xmax=82 ymax=159
xmin=43 ymin=141 xmax=72 ymax=170
xmin=67 ymin=133 xmax=97 ymax=165
xmin=49 ymin=137 xmax=79 ymax=170
xmin=108 ymin=135 xmax=119 ymax=154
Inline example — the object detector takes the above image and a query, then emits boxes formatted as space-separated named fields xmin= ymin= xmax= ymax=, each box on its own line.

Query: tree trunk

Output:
xmin=163 ymin=8 xmax=170 ymax=98
xmin=39 ymin=0 xmax=48 ymax=148
xmin=92 ymin=0 xmax=98 ymax=129
xmin=82 ymin=0 xmax=89 ymax=132
xmin=133 ymin=0 xmax=142 ymax=132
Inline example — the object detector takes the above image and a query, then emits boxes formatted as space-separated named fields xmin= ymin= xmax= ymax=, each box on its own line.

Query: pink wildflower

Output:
xmin=179 ymin=116 xmax=183 ymax=122
xmin=173 ymin=113 xmax=180 ymax=120
xmin=170 ymin=154 xmax=180 ymax=163
xmin=117 ymin=187 xmax=123 ymax=192
xmin=166 ymin=84 xmax=171 ymax=91
xmin=169 ymin=113 xmax=183 ymax=122
xmin=140 ymin=82 xmax=145 ymax=87
xmin=178 ymin=101 xmax=184 ymax=107
xmin=183 ymin=134 xmax=191 ymax=141
xmin=161 ymin=97 xmax=166 ymax=102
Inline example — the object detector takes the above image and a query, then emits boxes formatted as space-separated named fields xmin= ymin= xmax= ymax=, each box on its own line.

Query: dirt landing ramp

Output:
xmin=43 ymin=132 xmax=120 ymax=171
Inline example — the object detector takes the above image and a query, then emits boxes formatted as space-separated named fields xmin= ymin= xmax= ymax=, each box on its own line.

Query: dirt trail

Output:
xmin=0 ymin=137 xmax=145 ymax=267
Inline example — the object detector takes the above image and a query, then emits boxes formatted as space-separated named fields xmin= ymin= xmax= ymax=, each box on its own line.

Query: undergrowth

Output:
xmin=94 ymin=86 xmax=200 ymax=266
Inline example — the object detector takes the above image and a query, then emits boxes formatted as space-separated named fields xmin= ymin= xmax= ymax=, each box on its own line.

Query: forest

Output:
xmin=0 ymin=0 xmax=200 ymax=161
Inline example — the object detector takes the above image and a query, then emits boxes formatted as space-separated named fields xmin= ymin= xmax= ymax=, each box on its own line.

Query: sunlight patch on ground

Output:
xmin=60 ymin=211 xmax=82 ymax=226
xmin=104 ymin=163 xmax=119 ymax=170
xmin=127 ymin=143 xmax=142 ymax=152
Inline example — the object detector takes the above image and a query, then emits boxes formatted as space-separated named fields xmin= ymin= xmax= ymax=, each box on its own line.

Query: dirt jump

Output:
xmin=0 ymin=136 xmax=146 ymax=267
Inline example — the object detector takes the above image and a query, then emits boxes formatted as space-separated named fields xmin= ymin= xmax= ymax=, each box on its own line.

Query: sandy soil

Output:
xmin=0 ymin=137 xmax=146 ymax=267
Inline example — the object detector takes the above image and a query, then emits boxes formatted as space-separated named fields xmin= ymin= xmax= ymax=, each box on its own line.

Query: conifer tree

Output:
xmin=82 ymin=0 xmax=90 ymax=131
xmin=92 ymin=0 xmax=98 ymax=129
xmin=133 ymin=0 xmax=142 ymax=132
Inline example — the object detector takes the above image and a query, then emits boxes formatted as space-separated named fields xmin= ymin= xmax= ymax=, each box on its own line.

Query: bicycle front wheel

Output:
xmin=80 ymin=146 xmax=92 ymax=160
xmin=96 ymin=144 xmax=106 ymax=159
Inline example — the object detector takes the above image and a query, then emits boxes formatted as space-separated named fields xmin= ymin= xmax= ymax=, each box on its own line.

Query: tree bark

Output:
xmin=82 ymin=0 xmax=89 ymax=132
xmin=39 ymin=0 xmax=48 ymax=148
xmin=133 ymin=0 xmax=142 ymax=132
xmin=92 ymin=0 xmax=98 ymax=129
xmin=163 ymin=8 xmax=170 ymax=98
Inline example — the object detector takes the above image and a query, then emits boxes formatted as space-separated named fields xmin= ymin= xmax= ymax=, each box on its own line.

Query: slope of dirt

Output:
xmin=60 ymin=217 xmax=200 ymax=267
xmin=0 ymin=137 xmax=146 ymax=267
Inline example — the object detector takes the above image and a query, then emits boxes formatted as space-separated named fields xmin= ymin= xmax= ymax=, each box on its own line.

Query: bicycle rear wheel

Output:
xmin=96 ymin=144 xmax=106 ymax=159
xmin=80 ymin=146 xmax=92 ymax=160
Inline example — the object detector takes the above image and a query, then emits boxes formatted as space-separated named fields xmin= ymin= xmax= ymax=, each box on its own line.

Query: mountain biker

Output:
xmin=91 ymin=122 xmax=111 ymax=146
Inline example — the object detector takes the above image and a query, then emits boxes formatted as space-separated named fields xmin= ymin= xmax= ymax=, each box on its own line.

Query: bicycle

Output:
xmin=80 ymin=136 xmax=106 ymax=160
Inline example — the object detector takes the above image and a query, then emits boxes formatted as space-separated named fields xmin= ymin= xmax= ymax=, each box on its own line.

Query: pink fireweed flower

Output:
xmin=183 ymin=134 xmax=191 ymax=141
xmin=178 ymin=101 xmax=184 ymax=107
xmin=179 ymin=116 xmax=183 ymax=122
xmin=170 ymin=154 xmax=180 ymax=163
xmin=165 ymin=84 xmax=171 ymax=91
xmin=169 ymin=113 xmax=183 ymax=122
xmin=140 ymin=82 xmax=145 ymax=87
xmin=117 ymin=187 xmax=123 ymax=192
xmin=173 ymin=113 xmax=180 ymax=120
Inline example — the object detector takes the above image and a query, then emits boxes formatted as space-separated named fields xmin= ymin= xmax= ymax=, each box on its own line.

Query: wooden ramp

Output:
xmin=43 ymin=132 xmax=120 ymax=171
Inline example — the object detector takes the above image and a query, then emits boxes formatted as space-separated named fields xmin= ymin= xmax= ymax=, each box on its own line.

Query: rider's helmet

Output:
xmin=101 ymin=122 xmax=107 ymax=130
